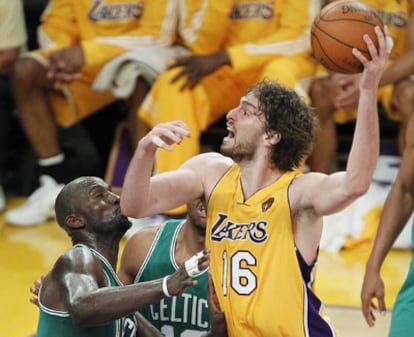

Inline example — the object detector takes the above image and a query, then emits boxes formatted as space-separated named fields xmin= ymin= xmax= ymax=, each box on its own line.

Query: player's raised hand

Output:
xmin=354 ymin=25 xmax=391 ymax=89
xmin=141 ymin=120 xmax=191 ymax=152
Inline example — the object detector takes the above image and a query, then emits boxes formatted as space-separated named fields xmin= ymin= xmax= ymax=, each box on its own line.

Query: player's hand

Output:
xmin=360 ymin=266 xmax=386 ymax=327
xmin=29 ymin=277 xmax=43 ymax=306
xmin=168 ymin=51 xmax=231 ymax=91
xmin=165 ymin=248 xmax=210 ymax=296
xmin=354 ymin=25 xmax=390 ymax=90
xmin=141 ymin=120 xmax=191 ymax=152
xmin=47 ymin=45 xmax=84 ymax=90
xmin=330 ymin=73 xmax=360 ymax=110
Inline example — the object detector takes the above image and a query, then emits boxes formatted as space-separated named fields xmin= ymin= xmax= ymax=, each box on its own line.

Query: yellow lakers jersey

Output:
xmin=363 ymin=0 xmax=410 ymax=59
xmin=225 ymin=0 xmax=320 ymax=72
xmin=207 ymin=165 xmax=336 ymax=336
xmin=37 ymin=0 xmax=179 ymax=67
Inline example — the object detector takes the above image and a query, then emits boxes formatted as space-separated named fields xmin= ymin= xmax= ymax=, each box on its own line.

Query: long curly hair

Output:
xmin=248 ymin=80 xmax=318 ymax=171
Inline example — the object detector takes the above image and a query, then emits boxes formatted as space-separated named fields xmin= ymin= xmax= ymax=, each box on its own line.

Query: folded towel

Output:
xmin=93 ymin=45 xmax=188 ymax=98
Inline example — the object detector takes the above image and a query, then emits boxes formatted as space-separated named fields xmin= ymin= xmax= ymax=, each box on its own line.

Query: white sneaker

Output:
xmin=5 ymin=175 xmax=64 ymax=226
xmin=0 ymin=185 xmax=5 ymax=212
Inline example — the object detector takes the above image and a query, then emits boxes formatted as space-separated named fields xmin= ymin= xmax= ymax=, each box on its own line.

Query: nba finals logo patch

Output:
xmin=261 ymin=197 xmax=274 ymax=212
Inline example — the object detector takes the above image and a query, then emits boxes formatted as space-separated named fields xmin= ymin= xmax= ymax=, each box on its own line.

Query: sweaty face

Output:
xmin=187 ymin=198 xmax=206 ymax=235
xmin=81 ymin=180 xmax=131 ymax=234
xmin=221 ymin=93 xmax=265 ymax=161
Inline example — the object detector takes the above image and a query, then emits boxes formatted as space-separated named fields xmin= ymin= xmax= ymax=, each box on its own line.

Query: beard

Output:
xmin=220 ymin=137 xmax=257 ymax=162
xmin=87 ymin=208 xmax=132 ymax=234
xmin=188 ymin=212 xmax=206 ymax=236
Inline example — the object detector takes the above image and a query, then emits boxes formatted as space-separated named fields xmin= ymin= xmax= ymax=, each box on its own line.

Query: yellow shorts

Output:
xmin=25 ymin=50 xmax=117 ymax=127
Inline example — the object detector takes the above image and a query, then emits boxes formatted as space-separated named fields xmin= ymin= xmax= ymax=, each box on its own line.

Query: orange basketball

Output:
xmin=311 ymin=0 xmax=384 ymax=74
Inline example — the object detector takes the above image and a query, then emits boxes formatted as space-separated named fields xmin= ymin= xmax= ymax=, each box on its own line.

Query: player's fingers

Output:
xmin=377 ymin=296 xmax=387 ymax=316
xmin=361 ymin=302 xmax=375 ymax=327
xmin=372 ymin=25 xmax=387 ymax=58
xmin=168 ymin=56 xmax=189 ymax=69
xmin=170 ymin=68 xmax=189 ymax=85
xmin=363 ymin=33 xmax=378 ymax=61
xmin=351 ymin=47 xmax=367 ymax=65
xmin=150 ymin=122 xmax=191 ymax=149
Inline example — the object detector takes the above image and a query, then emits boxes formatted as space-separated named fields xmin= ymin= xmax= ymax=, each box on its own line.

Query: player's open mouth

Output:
xmin=226 ymin=128 xmax=235 ymax=138
xmin=223 ymin=130 xmax=234 ymax=143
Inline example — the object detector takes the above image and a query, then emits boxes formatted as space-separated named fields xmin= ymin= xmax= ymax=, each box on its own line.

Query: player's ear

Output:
xmin=265 ymin=131 xmax=281 ymax=146
xmin=66 ymin=214 xmax=85 ymax=229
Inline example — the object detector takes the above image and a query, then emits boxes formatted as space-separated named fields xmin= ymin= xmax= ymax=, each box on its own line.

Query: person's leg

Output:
xmin=307 ymin=77 xmax=337 ymax=173
xmin=7 ymin=54 xmax=116 ymax=226
xmin=0 ymin=77 xmax=13 ymax=211
xmin=126 ymin=77 xmax=151 ymax=148
xmin=390 ymin=79 xmax=414 ymax=154
xmin=11 ymin=57 xmax=61 ymax=160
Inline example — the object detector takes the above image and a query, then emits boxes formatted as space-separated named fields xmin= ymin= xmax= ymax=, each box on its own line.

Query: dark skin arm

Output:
xmin=118 ymin=228 xmax=158 ymax=285
xmin=40 ymin=246 xmax=210 ymax=327
xmin=32 ymin=229 xmax=158 ymax=302
xmin=168 ymin=50 xmax=231 ymax=91
xmin=361 ymin=113 xmax=414 ymax=326
xmin=200 ymin=273 xmax=227 ymax=337
xmin=134 ymin=312 xmax=163 ymax=337
xmin=0 ymin=47 xmax=20 ymax=75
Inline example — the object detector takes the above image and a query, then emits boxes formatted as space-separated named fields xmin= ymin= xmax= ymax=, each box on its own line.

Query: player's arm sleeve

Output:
xmin=177 ymin=0 xmax=232 ymax=53
xmin=81 ymin=0 xmax=179 ymax=67
xmin=227 ymin=0 xmax=320 ymax=72
xmin=37 ymin=0 xmax=80 ymax=51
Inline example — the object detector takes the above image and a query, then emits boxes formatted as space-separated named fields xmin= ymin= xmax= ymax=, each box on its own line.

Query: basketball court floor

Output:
xmin=0 ymin=197 xmax=411 ymax=337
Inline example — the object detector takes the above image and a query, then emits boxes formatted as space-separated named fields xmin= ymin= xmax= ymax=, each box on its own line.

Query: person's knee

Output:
xmin=310 ymin=78 xmax=334 ymax=121
xmin=396 ymin=80 xmax=414 ymax=103
xmin=11 ymin=57 xmax=46 ymax=90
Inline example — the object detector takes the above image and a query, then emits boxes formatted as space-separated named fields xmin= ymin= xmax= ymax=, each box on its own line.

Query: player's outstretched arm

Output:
xmin=309 ymin=26 xmax=391 ymax=216
xmin=361 ymin=113 xmax=414 ymax=327
xmin=120 ymin=120 xmax=203 ymax=218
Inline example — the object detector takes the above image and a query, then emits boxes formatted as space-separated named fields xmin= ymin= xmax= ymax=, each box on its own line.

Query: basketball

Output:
xmin=311 ymin=0 xmax=384 ymax=74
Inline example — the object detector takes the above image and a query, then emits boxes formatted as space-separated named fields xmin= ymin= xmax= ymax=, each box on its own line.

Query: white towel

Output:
xmin=93 ymin=45 xmax=188 ymax=98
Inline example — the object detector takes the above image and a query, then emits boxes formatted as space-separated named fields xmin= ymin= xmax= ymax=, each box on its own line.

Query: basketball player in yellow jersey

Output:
xmin=121 ymin=26 xmax=390 ymax=336
xmin=7 ymin=0 xmax=221 ymax=227
xmin=137 ymin=0 xmax=320 ymax=200
xmin=308 ymin=0 xmax=414 ymax=173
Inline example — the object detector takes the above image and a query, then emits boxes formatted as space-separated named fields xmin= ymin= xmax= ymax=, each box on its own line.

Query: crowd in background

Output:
xmin=0 ymin=1 xmax=410 ymax=225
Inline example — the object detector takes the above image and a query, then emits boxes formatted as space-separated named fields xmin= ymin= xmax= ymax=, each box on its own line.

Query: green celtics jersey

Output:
xmin=135 ymin=219 xmax=210 ymax=337
xmin=37 ymin=244 xmax=137 ymax=337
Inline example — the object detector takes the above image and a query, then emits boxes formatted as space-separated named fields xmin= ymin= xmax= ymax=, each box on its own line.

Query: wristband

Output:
xmin=185 ymin=251 xmax=204 ymax=277
xmin=162 ymin=276 xmax=171 ymax=297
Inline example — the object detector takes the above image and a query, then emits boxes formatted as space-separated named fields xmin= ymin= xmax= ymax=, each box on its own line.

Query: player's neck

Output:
xmin=239 ymin=163 xmax=284 ymax=199
xmin=175 ymin=222 xmax=205 ymax=266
